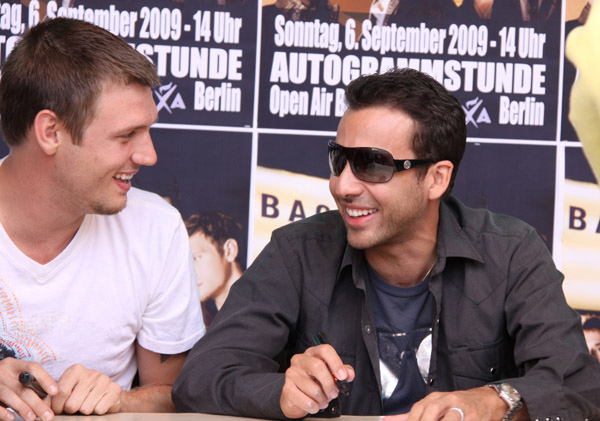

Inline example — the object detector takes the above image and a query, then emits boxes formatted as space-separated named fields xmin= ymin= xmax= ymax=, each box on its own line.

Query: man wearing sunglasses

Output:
xmin=174 ymin=69 xmax=600 ymax=420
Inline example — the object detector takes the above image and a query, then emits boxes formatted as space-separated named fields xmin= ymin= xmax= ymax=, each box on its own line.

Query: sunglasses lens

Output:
xmin=352 ymin=149 xmax=394 ymax=182
xmin=328 ymin=145 xmax=346 ymax=176
xmin=328 ymin=142 xmax=395 ymax=182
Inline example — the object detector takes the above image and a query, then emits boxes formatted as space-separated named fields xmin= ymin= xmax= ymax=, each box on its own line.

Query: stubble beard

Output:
xmin=345 ymin=217 xmax=414 ymax=250
xmin=344 ymin=198 xmax=424 ymax=250
xmin=90 ymin=196 xmax=127 ymax=215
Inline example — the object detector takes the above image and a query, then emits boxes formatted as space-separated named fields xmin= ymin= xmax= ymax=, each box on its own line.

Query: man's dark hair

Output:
xmin=186 ymin=211 xmax=246 ymax=271
xmin=344 ymin=68 xmax=466 ymax=200
xmin=0 ymin=17 xmax=160 ymax=147
xmin=583 ymin=317 xmax=600 ymax=332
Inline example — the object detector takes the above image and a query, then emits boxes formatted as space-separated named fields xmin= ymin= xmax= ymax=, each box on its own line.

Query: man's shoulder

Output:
xmin=444 ymin=196 xmax=537 ymax=241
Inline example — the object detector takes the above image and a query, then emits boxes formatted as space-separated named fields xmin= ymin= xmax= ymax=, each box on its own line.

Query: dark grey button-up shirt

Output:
xmin=173 ymin=197 xmax=600 ymax=420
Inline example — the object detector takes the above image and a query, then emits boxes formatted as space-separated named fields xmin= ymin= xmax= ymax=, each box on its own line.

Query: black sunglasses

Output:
xmin=328 ymin=140 xmax=433 ymax=183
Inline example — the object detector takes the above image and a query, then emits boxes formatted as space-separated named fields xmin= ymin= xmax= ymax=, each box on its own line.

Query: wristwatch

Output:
xmin=486 ymin=383 xmax=523 ymax=421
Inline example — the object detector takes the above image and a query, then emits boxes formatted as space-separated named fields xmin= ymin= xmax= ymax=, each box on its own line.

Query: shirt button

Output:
xmin=428 ymin=378 xmax=434 ymax=386
xmin=365 ymin=325 xmax=373 ymax=334
xmin=489 ymin=367 xmax=496 ymax=375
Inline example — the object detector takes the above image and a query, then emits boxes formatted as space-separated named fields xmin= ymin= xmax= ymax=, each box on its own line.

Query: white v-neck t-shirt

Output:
xmin=0 ymin=187 xmax=205 ymax=389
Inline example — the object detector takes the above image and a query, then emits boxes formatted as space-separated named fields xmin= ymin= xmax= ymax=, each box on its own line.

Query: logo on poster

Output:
xmin=462 ymin=97 xmax=491 ymax=128
xmin=154 ymin=82 xmax=186 ymax=114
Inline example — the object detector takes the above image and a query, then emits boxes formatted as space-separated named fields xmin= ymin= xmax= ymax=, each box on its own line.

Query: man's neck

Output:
xmin=365 ymin=240 xmax=437 ymax=287
xmin=215 ymin=265 xmax=244 ymax=309
xmin=0 ymin=153 xmax=85 ymax=264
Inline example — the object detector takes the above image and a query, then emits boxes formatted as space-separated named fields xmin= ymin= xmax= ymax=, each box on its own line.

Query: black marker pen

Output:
xmin=314 ymin=331 xmax=351 ymax=396
xmin=18 ymin=372 xmax=48 ymax=399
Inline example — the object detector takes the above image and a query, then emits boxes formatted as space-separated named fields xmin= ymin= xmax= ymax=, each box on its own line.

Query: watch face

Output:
xmin=500 ymin=383 xmax=521 ymax=400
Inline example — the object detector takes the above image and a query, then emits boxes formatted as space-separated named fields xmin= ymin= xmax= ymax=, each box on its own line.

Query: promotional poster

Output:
xmin=0 ymin=0 xmax=597 ymax=345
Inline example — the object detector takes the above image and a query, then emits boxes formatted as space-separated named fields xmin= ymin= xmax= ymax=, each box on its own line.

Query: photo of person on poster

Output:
xmin=582 ymin=316 xmax=600 ymax=363
xmin=186 ymin=212 xmax=246 ymax=327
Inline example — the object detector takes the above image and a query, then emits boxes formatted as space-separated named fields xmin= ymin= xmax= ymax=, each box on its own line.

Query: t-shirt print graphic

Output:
xmin=0 ymin=277 xmax=56 ymax=364
xmin=379 ymin=328 xmax=432 ymax=412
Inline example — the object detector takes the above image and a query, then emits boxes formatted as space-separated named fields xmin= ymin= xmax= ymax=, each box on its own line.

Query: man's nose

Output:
xmin=331 ymin=161 xmax=363 ymax=197
xmin=131 ymin=133 xmax=157 ymax=167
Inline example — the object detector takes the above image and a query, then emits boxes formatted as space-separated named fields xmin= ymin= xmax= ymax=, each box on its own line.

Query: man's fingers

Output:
xmin=0 ymin=406 xmax=16 ymax=421
xmin=0 ymin=359 xmax=58 ymax=420
xmin=72 ymin=375 xmax=109 ymax=414
xmin=23 ymin=369 xmax=57 ymax=398
xmin=50 ymin=378 xmax=75 ymax=414
xmin=285 ymin=364 xmax=330 ymax=408
xmin=342 ymin=364 xmax=356 ymax=382
xmin=307 ymin=344 xmax=350 ymax=381
xmin=443 ymin=407 xmax=466 ymax=420
xmin=414 ymin=395 xmax=456 ymax=421
xmin=51 ymin=365 xmax=123 ymax=416
xmin=55 ymin=366 xmax=93 ymax=414
xmin=281 ymin=355 xmax=333 ymax=419
xmin=78 ymin=378 xmax=121 ymax=415
xmin=302 ymin=356 xmax=339 ymax=400
xmin=51 ymin=364 xmax=87 ymax=414
xmin=0 ymin=388 xmax=54 ymax=421
xmin=302 ymin=345 xmax=354 ymax=398
xmin=281 ymin=345 xmax=356 ymax=419
xmin=280 ymin=380 xmax=320 ymax=418
xmin=407 ymin=389 xmax=497 ymax=421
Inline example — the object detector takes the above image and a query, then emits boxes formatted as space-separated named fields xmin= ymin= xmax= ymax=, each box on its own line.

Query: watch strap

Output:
xmin=485 ymin=383 xmax=523 ymax=421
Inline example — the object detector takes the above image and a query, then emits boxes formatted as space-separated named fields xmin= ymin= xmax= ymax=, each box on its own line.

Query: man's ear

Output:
xmin=33 ymin=109 xmax=66 ymax=156
xmin=223 ymin=238 xmax=239 ymax=263
xmin=427 ymin=160 xmax=454 ymax=200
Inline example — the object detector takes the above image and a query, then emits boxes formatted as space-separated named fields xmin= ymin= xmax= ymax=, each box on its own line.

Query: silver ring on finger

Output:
xmin=448 ymin=407 xmax=465 ymax=421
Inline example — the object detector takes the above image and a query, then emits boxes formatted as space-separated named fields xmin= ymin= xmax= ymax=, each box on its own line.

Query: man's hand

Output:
xmin=279 ymin=344 xmax=355 ymax=419
xmin=382 ymin=387 xmax=528 ymax=421
xmin=50 ymin=364 xmax=121 ymax=416
xmin=0 ymin=357 xmax=58 ymax=421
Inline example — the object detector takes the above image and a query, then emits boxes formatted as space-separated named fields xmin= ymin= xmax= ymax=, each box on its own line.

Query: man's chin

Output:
xmin=346 ymin=231 xmax=376 ymax=250
xmin=91 ymin=199 xmax=127 ymax=215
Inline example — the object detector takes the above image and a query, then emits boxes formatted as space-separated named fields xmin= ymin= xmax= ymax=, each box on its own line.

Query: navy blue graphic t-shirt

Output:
xmin=367 ymin=265 xmax=433 ymax=415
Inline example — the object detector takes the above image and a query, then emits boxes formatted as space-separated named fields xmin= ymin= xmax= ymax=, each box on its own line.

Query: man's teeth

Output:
xmin=114 ymin=174 xmax=133 ymax=181
xmin=347 ymin=208 xmax=376 ymax=217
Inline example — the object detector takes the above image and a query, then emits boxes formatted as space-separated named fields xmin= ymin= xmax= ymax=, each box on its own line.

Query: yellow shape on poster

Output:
xmin=562 ymin=179 xmax=600 ymax=310
xmin=566 ymin=2 xmax=600 ymax=183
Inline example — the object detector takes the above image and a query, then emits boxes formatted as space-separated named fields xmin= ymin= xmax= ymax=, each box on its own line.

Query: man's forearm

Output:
xmin=120 ymin=385 xmax=175 ymax=412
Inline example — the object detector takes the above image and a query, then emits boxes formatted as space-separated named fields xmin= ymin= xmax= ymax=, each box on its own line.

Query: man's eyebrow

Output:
xmin=116 ymin=116 xmax=159 ymax=134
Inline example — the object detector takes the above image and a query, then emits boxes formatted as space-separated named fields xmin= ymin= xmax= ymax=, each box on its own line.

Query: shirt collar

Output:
xmin=339 ymin=241 xmax=367 ymax=290
xmin=436 ymin=197 xmax=485 ymax=265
